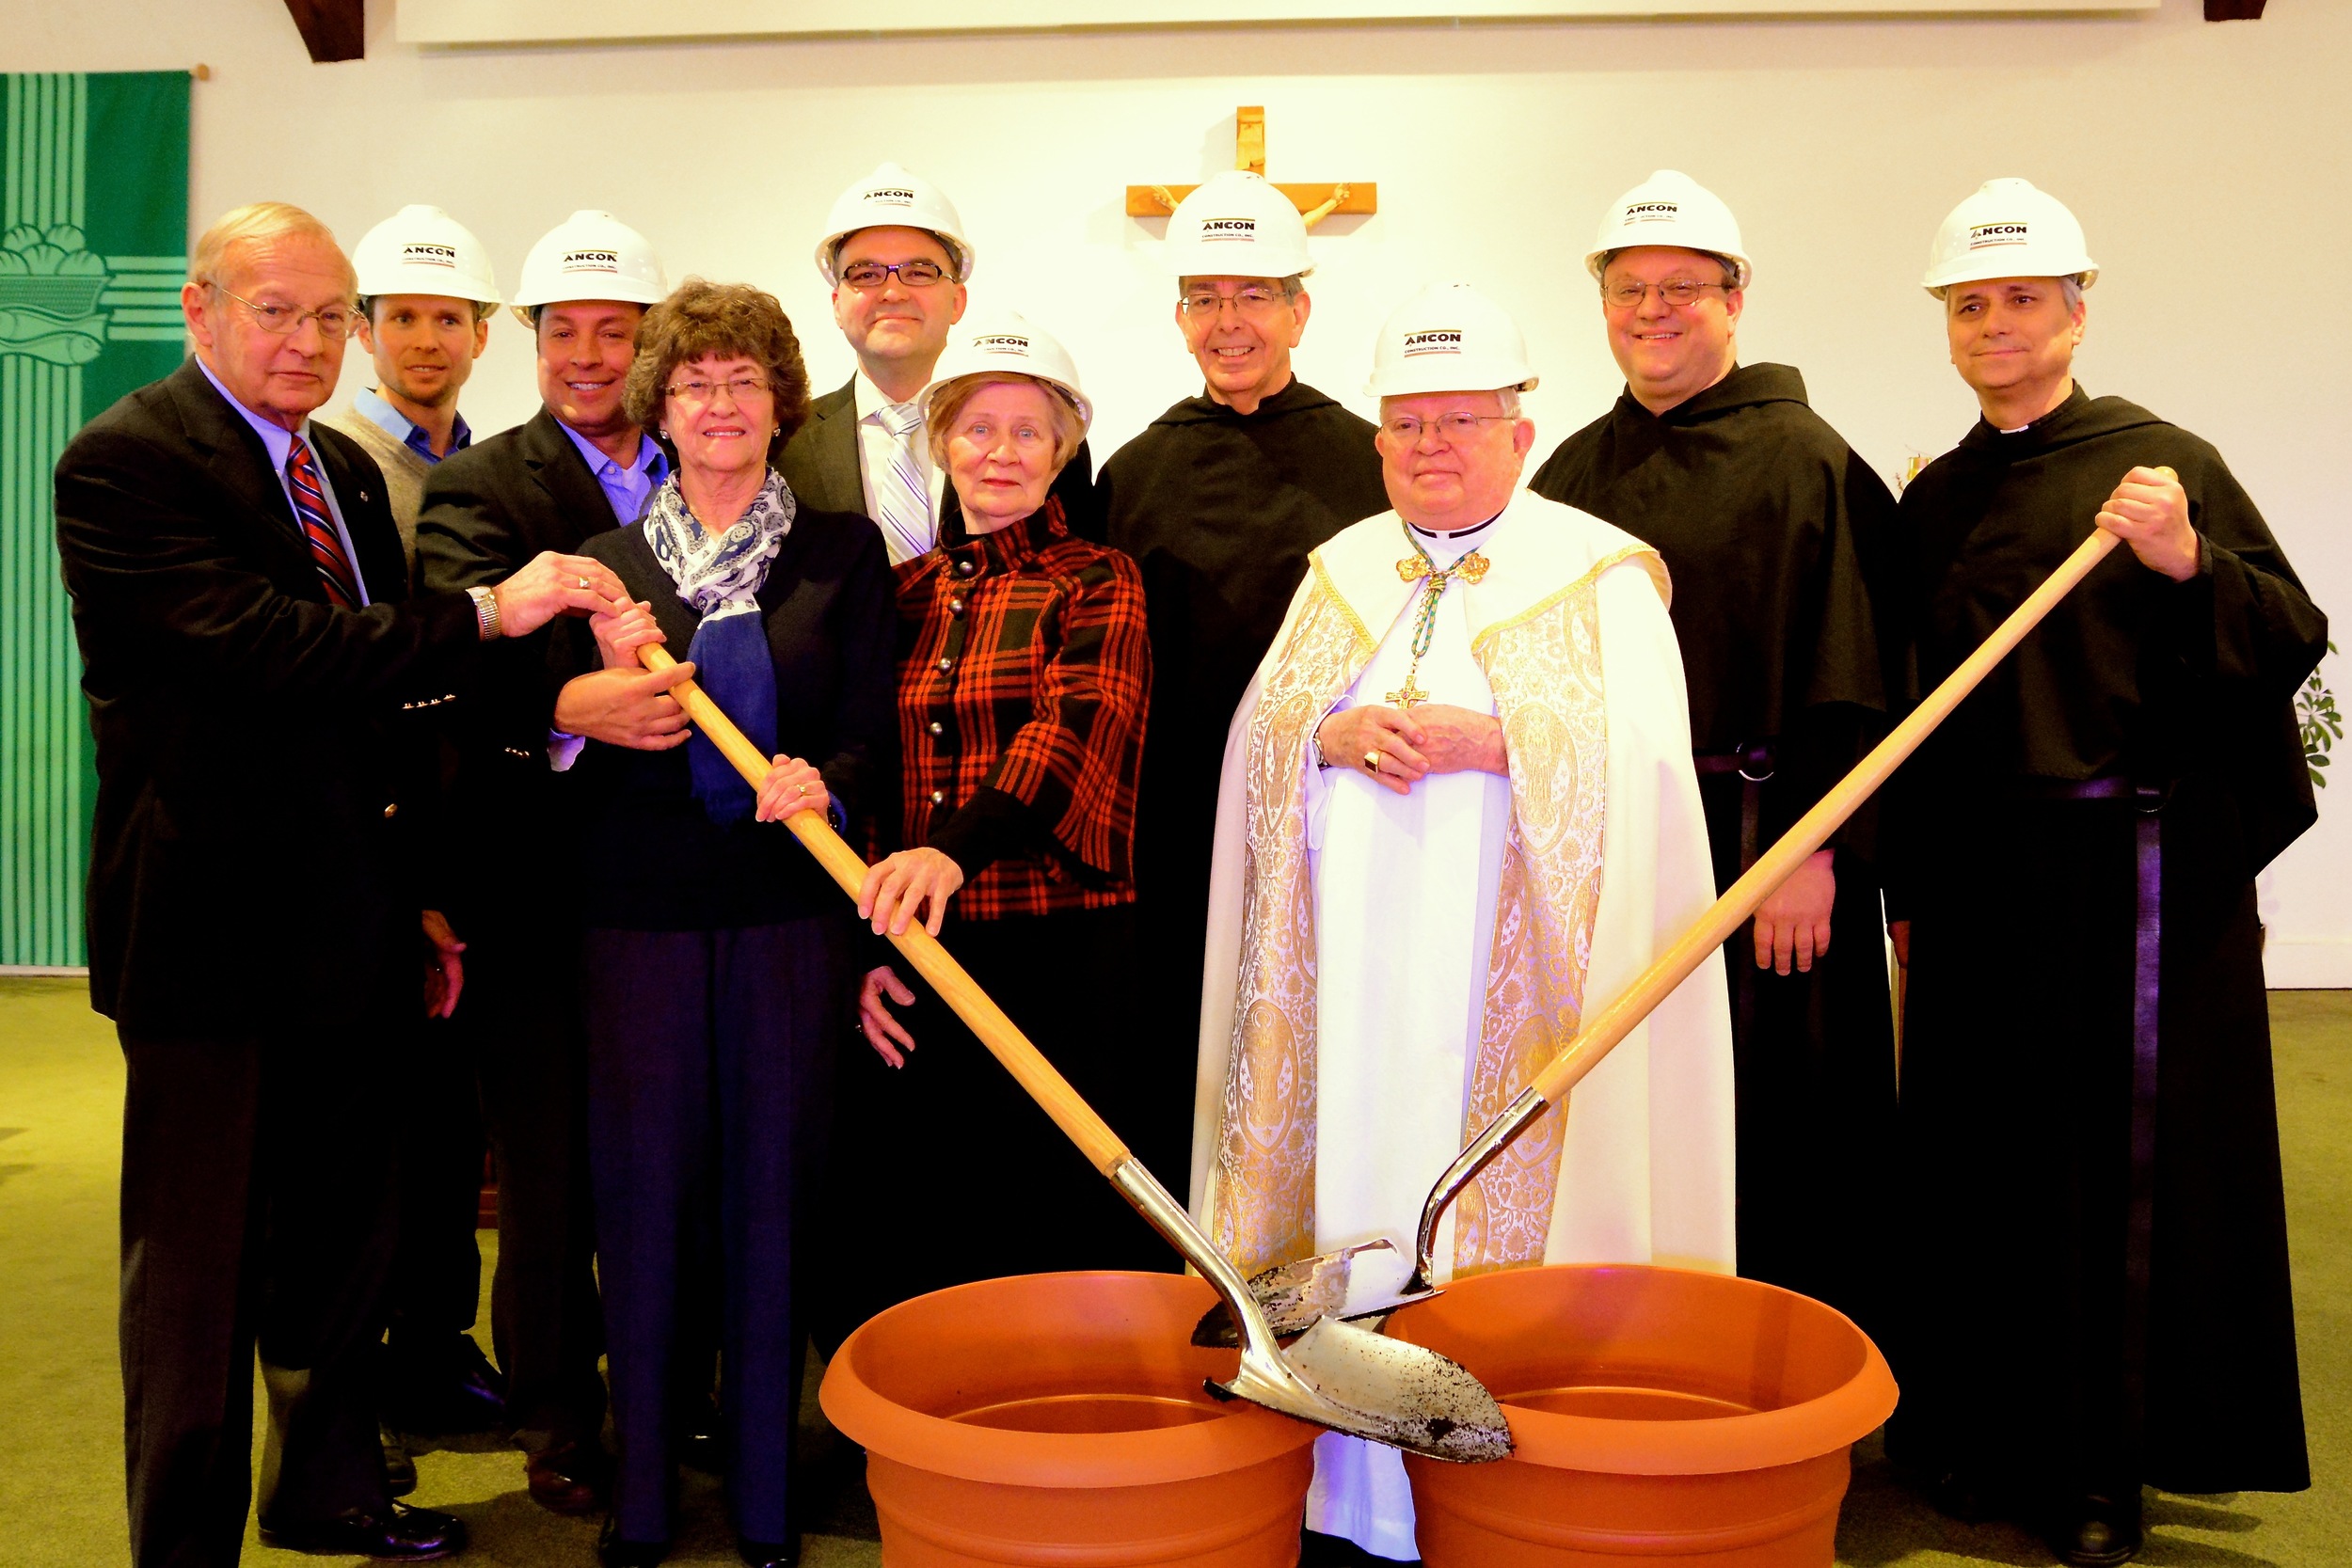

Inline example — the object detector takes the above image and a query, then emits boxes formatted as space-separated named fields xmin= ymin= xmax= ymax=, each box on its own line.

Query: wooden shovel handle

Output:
xmin=632 ymin=642 xmax=1132 ymax=1175
xmin=1530 ymin=511 xmax=2141 ymax=1106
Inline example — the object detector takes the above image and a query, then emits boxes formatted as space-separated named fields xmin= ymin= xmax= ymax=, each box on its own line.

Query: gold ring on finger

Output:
xmin=1365 ymin=749 xmax=1383 ymax=772
xmin=577 ymin=575 xmax=590 ymax=590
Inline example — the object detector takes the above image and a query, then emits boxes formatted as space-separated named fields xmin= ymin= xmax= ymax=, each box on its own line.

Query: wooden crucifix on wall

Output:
xmin=1126 ymin=106 xmax=1376 ymax=230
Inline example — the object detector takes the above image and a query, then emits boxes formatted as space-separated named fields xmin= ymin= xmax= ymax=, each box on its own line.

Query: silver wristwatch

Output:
xmin=467 ymin=585 xmax=501 ymax=641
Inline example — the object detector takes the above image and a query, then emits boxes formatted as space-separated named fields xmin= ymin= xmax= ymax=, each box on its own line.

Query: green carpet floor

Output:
xmin=3 ymin=976 xmax=2344 ymax=1565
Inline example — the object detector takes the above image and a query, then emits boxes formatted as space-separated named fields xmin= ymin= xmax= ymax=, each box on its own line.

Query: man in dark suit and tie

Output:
xmin=53 ymin=201 xmax=624 ymax=1567
xmin=781 ymin=162 xmax=1095 ymax=556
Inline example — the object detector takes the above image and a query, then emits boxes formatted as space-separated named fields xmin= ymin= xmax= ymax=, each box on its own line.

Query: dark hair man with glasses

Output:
xmin=1528 ymin=169 xmax=1899 ymax=1357
xmin=1094 ymin=170 xmax=1390 ymax=1212
xmin=54 ymin=201 xmax=624 ymax=1568
xmin=781 ymin=162 xmax=1093 ymax=563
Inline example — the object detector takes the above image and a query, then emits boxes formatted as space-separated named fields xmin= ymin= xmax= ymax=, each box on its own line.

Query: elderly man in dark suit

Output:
xmin=54 ymin=201 xmax=622 ymax=1568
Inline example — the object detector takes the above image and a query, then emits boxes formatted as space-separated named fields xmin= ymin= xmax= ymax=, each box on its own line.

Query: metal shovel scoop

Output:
xmin=631 ymin=643 xmax=1512 ymax=1465
xmin=1200 ymin=514 xmax=2144 ymax=1346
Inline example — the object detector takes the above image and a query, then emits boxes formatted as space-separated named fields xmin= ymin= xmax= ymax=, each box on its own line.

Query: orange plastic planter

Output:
xmin=1387 ymin=1264 xmax=1898 ymax=1566
xmin=819 ymin=1272 xmax=1320 ymax=1567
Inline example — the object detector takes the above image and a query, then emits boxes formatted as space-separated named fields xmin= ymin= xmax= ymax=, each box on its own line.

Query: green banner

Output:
xmin=2 ymin=71 xmax=188 ymax=968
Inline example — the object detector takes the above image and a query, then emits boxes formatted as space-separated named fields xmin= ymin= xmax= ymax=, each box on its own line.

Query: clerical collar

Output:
xmin=1407 ymin=512 xmax=1501 ymax=543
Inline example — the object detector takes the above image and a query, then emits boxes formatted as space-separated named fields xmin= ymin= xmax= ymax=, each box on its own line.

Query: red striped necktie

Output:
xmin=286 ymin=433 xmax=360 ymax=608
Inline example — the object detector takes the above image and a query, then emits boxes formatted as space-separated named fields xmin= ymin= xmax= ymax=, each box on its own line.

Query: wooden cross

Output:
xmin=1126 ymin=105 xmax=1377 ymax=230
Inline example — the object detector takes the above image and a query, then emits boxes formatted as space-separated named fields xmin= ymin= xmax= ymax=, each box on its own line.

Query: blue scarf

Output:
xmin=640 ymin=468 xmax=795 ymax=824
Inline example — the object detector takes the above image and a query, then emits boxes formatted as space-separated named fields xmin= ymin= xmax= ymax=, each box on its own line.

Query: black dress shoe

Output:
xmin=597 ymin=1517 xmax=671 ymax=1567
xmin=260 ymin=1502 xmax=467 ymax=1560
xmin=526 ymin=1436 xmax=612 ymax=1515
xmin=382 ymin=1333 xmax=507 ymax=1438
xmin=2047 ymin=1491 xmax=2143 ymax=1567
xmin=739 ymin=1534 xmax=799 ymax=1568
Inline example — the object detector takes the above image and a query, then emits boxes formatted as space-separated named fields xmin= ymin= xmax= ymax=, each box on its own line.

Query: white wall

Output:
xmin=10 ymin=0 xmax=2347 ymax=978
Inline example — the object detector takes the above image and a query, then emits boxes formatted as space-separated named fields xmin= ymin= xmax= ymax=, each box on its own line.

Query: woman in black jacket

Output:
xmin=567 ymin=278 xmax=895 ymax=1568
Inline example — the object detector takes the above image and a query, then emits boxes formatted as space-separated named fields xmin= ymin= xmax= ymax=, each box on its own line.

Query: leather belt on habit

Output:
xmin=1692 ymin=740 xmax=1776 ymax=1041
xmin=2004 ymin=771 xmax=2166 ymax=1460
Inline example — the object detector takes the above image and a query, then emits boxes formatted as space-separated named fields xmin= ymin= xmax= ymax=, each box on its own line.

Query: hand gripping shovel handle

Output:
xmin=632 ymin=645 xmax=1132 ymax=1172
xmin=1406 ymin=515 xmax=2140 ymax=1287
xmin=629 ymin=642 xmax=1518 ymax=1462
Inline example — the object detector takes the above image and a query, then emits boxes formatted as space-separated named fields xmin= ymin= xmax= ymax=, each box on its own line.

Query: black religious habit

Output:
xmin=1530 ymin=362 xmax=1899 ymax=1341
xmin=1098 ymin=378 xmax=1389 ymax=1194
xmin=1883 ymin=385 xmax=2324 ymax=1506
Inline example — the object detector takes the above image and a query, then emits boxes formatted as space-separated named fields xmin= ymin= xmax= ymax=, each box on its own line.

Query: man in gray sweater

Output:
xmin=323 ymin=205 xmax=499 ymax=575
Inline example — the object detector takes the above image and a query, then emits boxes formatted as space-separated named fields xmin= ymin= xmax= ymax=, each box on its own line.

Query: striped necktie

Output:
xmin=286 ymin=434 xmax=360 ymax=608
xmin=871 ymin=400 xmax=933 ymax=563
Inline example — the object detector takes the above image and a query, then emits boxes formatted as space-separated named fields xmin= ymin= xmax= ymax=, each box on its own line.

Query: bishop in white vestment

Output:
xmin=1189 ymin=284 xmax=1736 ymax=1558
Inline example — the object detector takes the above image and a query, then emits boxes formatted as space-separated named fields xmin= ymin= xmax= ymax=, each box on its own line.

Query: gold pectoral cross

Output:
xmin=1387 ymin=674 xmax=1430 ymax=710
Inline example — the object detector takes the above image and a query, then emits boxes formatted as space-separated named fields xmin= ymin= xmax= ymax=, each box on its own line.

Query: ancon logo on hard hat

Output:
xmin=866 ymin=187 xmax=917 ymax=206
xmin=1625 ymin=201 xmax=1680 ymax=224
xmin=1402 ymin=328 xmax=1464 ymax=356
xmin=974 ymin=333 xmax=1032 ymax=355
xmin=562 ymin=248 xmax=621 ymax=273
xmin=1200 ymin=218 xmax=1257 ymax=241
xmin=401 ymin=243 xmax=458 ymax=269
xmin=1967 ymin=222 xmax=2031 ymax=250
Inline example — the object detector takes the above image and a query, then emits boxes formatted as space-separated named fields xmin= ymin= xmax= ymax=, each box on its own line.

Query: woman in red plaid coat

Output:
xmin=819 ymin=315 xmax=1163 ymax=1341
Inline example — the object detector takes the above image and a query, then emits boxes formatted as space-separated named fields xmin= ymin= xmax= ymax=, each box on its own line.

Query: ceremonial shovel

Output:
xmin=1199 ymin=498 xmax=2152 ymax=1347
xmin=628 ymin=643 xmax=1513 ymax=1464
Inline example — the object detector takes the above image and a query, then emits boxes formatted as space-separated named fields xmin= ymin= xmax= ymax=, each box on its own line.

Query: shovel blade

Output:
xmin=1192 ymin=1238 xmax=1443 ymax=1346
xmin=1214 ymin=1315 xmax=1513 ymax=1465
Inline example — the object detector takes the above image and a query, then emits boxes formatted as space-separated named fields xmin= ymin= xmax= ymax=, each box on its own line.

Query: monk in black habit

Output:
xmin=1530 ymin=172 xmax=1899 ymax=1346
xmin=1098 ymin=174 xmax=1386 ymax=1196
xmin=1884 ymin=179 xmax=2323 ymax=1568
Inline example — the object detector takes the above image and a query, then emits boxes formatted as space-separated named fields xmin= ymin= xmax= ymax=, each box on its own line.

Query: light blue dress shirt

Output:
xmin=558 ymin=421 xmax=670 ymax=527
xmin=355 ymin=385 xmax=471 ymax=463
xmin=194 ymin=356 xmax=372 ymax=607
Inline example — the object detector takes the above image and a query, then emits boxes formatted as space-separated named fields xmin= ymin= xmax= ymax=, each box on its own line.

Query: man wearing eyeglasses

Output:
xmin=782 ymin=162 xmax=1094 ymax=564
xmin=1097 ymin=170 xmax=1388 ymax=1204
xmin=1528 ymin=170 xmax=1899 ymax=1353
xmin=1196 ymin=281 xmax=1733 ymax=1560
xmin=54 ymin=201 xmax=625 ymax=1567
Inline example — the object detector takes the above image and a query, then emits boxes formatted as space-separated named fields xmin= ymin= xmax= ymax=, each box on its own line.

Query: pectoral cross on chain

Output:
xmin=1387 ymin=534 xmax=1489 ymax=711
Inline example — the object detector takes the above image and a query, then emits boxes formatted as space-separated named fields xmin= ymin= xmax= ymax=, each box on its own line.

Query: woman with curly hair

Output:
xmin=567 ymin=278 xmax=896 ymax=1568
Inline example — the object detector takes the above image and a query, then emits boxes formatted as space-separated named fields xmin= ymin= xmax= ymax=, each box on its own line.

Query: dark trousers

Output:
xmin=584 ymin=918 xmax=847 ymax=1545
xmin=384 ymin=1018 xmax=485 ymax=1353
xmin=456 ymin=913 xmax=608 ymax=1451
xmin=119 ymin=1029 xmax=397 ymax=1568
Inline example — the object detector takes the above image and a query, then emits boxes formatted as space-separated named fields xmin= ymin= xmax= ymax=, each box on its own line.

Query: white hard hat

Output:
xmin=352 ymin=204 xmax=500 ymax=305
xmin=917 ymin=311 xmax=1092 ymax=433
xmin=510 ymin=210 xmax=667 ymax=322
xmin=1365 ymin=281 xmax=1538 ymax=399
xmin=1585 ymin=169 xmax=1752 ymax=289
xmin=1922 ymin=177 xmax=2098 ymax=296
xmin=1161 ymin=170 xmax=1311 ymax=280
xmin=816 ymin=163 xmax=975 ymax=285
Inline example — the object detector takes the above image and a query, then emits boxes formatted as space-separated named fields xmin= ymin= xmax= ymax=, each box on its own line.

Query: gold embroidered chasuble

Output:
xmin=1203 ymin=494 xmax=1675 ymax=1280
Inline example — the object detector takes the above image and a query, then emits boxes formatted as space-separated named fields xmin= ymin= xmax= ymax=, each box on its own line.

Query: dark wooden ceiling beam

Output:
xmin=283 ymin=0 xmax=365 ymax=62
xmin=2205 ymin=0 xmax=2266 ymax=18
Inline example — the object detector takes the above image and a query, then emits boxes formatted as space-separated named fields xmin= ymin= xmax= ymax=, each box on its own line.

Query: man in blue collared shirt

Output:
xmin=409 ymin=208 xmax=689 ymax=1520
xmin=324 ymin=207 xmax=504 ymax=576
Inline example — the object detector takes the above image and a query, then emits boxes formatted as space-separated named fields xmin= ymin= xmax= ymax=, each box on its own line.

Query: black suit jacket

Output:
xmin=54 ymin=357 xmax=485 ymax=1034
xmin=561 ymin=506 xmax=897 ymax=930
xmin=412 ymin=406 xmax=641 ymax=922
xmin=779 ymin=374 xmax=1102 ymax=545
